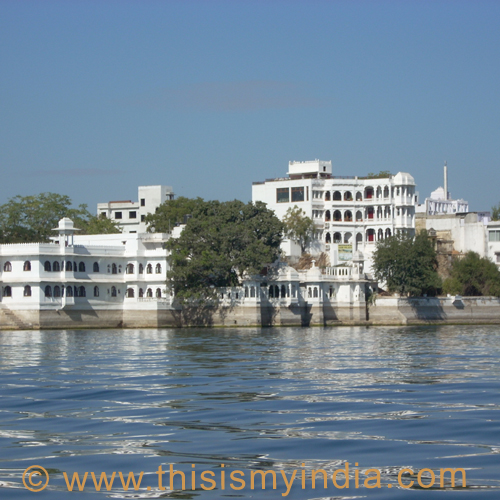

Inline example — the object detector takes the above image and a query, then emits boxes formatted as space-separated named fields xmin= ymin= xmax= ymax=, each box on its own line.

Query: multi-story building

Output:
xmin=97 ymin=185 xmax=174 ymax=233
xmin=252 ymin=160 xmax=417 ymax=266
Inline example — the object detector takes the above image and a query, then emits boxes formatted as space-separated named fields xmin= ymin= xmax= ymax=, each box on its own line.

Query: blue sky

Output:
xmin=1 ymin=0 xmax=500 ymax=212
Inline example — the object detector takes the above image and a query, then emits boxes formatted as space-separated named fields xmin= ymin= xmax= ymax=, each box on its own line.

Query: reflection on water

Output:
xmin=0 ymin=326 xmax=500 ymax=498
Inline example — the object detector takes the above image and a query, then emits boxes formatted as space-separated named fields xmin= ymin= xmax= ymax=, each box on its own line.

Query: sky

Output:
xmin=1 ymin=0 xmax=500 ymax=212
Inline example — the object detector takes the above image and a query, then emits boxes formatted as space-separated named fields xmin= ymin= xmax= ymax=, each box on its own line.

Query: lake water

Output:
xmin=0 ymin=326 xmax=499 ymax=499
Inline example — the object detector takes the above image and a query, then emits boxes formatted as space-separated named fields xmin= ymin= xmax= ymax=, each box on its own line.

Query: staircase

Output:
xmin=0 ymin=306 xmax=31 ymax=330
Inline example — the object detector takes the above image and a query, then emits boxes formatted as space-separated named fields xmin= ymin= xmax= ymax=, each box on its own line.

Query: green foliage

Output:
xmin=0 ymin=193 xmax=120 ymax=243
xmin=442 ymin=252 xmax=500 ymax=296
xmin=166 ymin=200 xmax=284 ymax=299
xmin=282 ymin=205 xmax=315 ymax=253
xmin=77 ymin=213 xmax=121 ymax=235
xmin=145 ymin=196 xmax=205 ymax=233
xmin=372 ymin=231 xmax=441 ymax=296
xmin=365 ymin=170 xmax=392 ymax=179
xmin=491 ymin=203 xmax=500 ymax=221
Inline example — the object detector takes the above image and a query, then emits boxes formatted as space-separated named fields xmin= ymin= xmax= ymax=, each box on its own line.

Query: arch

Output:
xmin=329 ymin=285 xmax=334 ymax=298
xmin=146 ymin=288 xmax=153 ymax=298
xmin=356 ymin=191 xmax=362 ymax=201
xmin=112 ymin=263 xmax=117 ymax=274
xmin=78 ymin=262 xmax=85 ymax=272
xmin=344 ymin=191 xmax=353 ymax=201
xmin=250 ymin=286 xmax=255 ymax=298
xmin=24 ymin=285 xmax=31 ymax=297
xmin=139 ymin=288 xmax=144 ymax=298
xmin=23 ymin=261 xmax=31 ymax=271
xmin=356 ymin=233 xmax=363 ymax=245
xmin=79 ymin=286 xmax=86 ymax=297
xmin=367 ymin=207 xmax=374 ymax=220
xmin=146 ymin=263 xmax=153 ymax=274
xmin=325 ymin=232 xmax=331 ymax=244
xmin=333 ymin=232 xmax=342 ymax=243
xmin=54 ymin=286 xmax=61 ymax=298
xmin=344 ymin=232 xmax=352 ymax=243
xmin=313 ymin=287 xmax=318 ymax=298
xmin=111 ymin=286 xmax=117 ymax=297
xmin=385 ymin=228 xmax=392 ymax=238
xmin=44 ymin=261 xmax=51 ymax=272
xmin=139 ymin=263 xmax=144 ymax=274
xmin=281 ymin=284 xmax=286 ymax=298
xmin=366 ymin=228 xmax=376 ymax=242
xmin=156 ymin=288 xmax=162 ymax=298
xmin=308 ymin=287 xmax=312 ymax=298
xmin=44 ymin=285 xmax=52 ymax=298
xmin=155 ymin=263 xmax=162 ymax=274
xmin=66 ymin=286 xmax=73 ymax=297
xmin=127 ymin=288 xmax=135 ymax=298
xmin=66 ymin=261 xmax=73 ymax=271
xmin=3 ymin=286 xmax=12 ymax=297
xmin=268 ymin=285 xmax=274 ymax=298
xmin=3 ymin=262 xmax=12 ymax=272
xmin=376 ymin=186 xmax=382 ymax=198
xmin=383 ymin=186 xmax=389 ymax=198
xmin=333 ymin=210 xmax=342 ymax=222
xmin=364 ymin=186 xmax=374 ymax=199
xmin=333 ymin=191 xmax=341 ymax=201
xmin=73 ymin=261 xmax=77 ymax=271
xmin=274 ymin=285 xmax=279 ymax=298
xmin=94 ymin=286 xmax=99 ymax=297
xmin=324 ymin=210 xmax=331 ymax=222
xmin=356 ymin=210 xmax=363 ymax=221
xmin=126 ymin=263 xmax=134 ymax=274
xmin=244 ymin=286 xmax=249 ymax=298
xmin=378 ymin=228 xmax=384 ymax=240
xmin=344 ymin=210 xmax=352 ymax=222
xmin=93 ymin=262 xmax=100 ymax=273
xmin=53 ymin=261 xmax=60 ymax=272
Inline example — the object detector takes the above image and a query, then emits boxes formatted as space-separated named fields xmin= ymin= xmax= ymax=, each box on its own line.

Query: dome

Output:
xmin=352 ymin=250 xmax=364 ymax=262
xmin=393 ymin=172 xmax=415 ymax=186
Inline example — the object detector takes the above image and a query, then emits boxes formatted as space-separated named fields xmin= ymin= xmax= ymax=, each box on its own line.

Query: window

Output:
xmin=139 ymin=288 xmax=144 ymax=298
xmin=250 ymin=286 xmax=255 ymax=298
xmin=127 ymin=288 xmax=135 ymax=298
xmin=53 ymin=261 xmax=60 ymax=272
xmin=139 ymin=263 xmax=144 ymax=274
xmin=147 ymin=288 xmax=153 ymax=297
xmin=111 ymin=286 xmax=117 ymax=297
xmin=66 ymin=286 xmax=73 ymax=297
xmin=94 ymin=286 xmax=99 ymax=297
xmin=54 ymin=286 xmax=61 ymax=298
xmin=291 ymin=186 xmax=304 ymax=202
xmin=45 ymin=285 xmax=52 ymax=298
xmin=126 ymin=263 xmax=134 ymax=274
xmin=79 ymin=286 xmax=86 ymax=297
xmin=156 ymin=288 xmax=162 ymax=298
xmin=245 ymin=287 xmax=249 ymax=298
xmin=155 ymin=263 xmax=162 ymax=274
xmin=276 ymin=188 xmax=289 ymax=203
xmin=3 ymin=286 xmax=12 ymax=297
xmin=112 ymin=263 xmax=117 ymax=274
xmin=73 ymin=261 xmax=77 ymax=271
xmin=141 ymin=215 xmax=146 ymax=222
xmin=115 ymin=212 xmax=122 ymax=219
xmin=44 ymin=261 xmax=51 ymax=272
xmin=141 ymin=198 xmax=145 ymax=206
xmin=23 ymin=261 xmax=31 ymax=271
xmin=146 ymin=264 xmax=153 ymax=274
xmin=78 ymin=262 xmax=86 ymax=272
xmin=93 ymin=262 xmax=99 ymax=273
xmin=129 ymin=211 xmax=137 ymax=219
xmin=74 ymin=286 xmax=80 ymax=297
xmin=489 ymin=230 xmax=500 ymax=242
xmin=66 ymin=261 xmax=73 ymax=271
xmin=3 ymin=262 xmax=12 ymax=272
xmin=24 ymin=285 xmax=31 ymax=297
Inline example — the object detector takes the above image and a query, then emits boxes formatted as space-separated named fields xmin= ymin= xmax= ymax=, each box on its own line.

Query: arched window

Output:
xmin=383 ymin=186 xmax=389 ymax=198
xmin=139 ymin=288 xmax=144 ymax=298
xmin=146 ymin=264 xmax=153 ymax=274
xmin=356 ymin=210 xmax=363 ymax=221
xmin=308 ymin=287 xmax=312 ymax=298
xmin=250 ymin=286 xmax=255 ymax=298
xmin=313 ymin=287 xmax=318 ymax=298
xmin=344 ymin=232 xmax=352 ymax=244
xmin=78 ymin=262 xmax=85 ymax=272
xmin=356 ymin=191 xmax=362 ymax=201
xmin=112 ymin=263 xmax=117 ymax=274
xmin=24 ymin=285 xmax=31 ymax=297
xmin=281 ymin=285 xmax=286 ymax=298
xmin=139 ymin=263 xmax=144 ymax=274
xmin=367 ymin=207 xmax=374 ymax=220
xmin=126 ymin=263 xmax=134 ymax=274
xmin=344 ymin=210 xmax=352 ymax=222
xmin=127 ymin=288 xmax=135 ymax=298
xmin=45 ymin=285 xmax=52 ymax=298
xmin=73 ymin=261 xmax=77 ymax=271
xmin=66 ymin=286 xmax=73 ymax=297
xmin=111 ymin=286 xmax=117 ymax=297
xmin=378 ymin=228 xmax=384 ymax=240
xmin=325 ymin=233 xmax=331 ymax=244
xmin=325 ymin=210 xmax=331 ymax=222
xmin=147 ymin=288 xmax=153 ymax=297
xmin=66 ymin=261 xmax=73 ymax=271
xmin=53 ymin=261 xmax=60 ymax=272
xmin=376 ymin=186 xmax=382 ymax=198
xmin=79 ymin=286 xmax=86 ymax=297
xmin=93 ymin=262 xmax=99 ymax=273
xmin=333 ymin=232 xmax=342 ymax=243
xmin=23 ymin=261 xmax=31 ymax=271
xmin=3 ymin=262 xmax=12 ymax=272
xmin=94 ymin=286 xmax=99 ymax=297
xmin=367 ymin=228 xmax=375 ymax=242
xmin=344 ymin=191 xmax=353 ymax=201
xmin=245 ymin=287 xmax=249 ymax=298
xmin=385 ymin=228 xmax=392 ymax=238
xmin=325 ymin=191 xmax=331 ymax=201
xmin=269 ymin=285 xmax=274 ymax=298
xmin=54 ymin=286 xmax=61 ymax=298
xmin=333 ymin=210 xmax=342 ymax=222
xmin=3 ymin=286 xmax=12 ymax=297
xmin=44 ymin=261 xmax=51 ymax=272
xmin=333 ymin=191 xmax=342 ymax=201
xmin=156 ymin=288 xmax=162 ymax=298
xmin=365 ymin=187 xmax=374 ymax=199
xmin=155 ymin=263 xmax=162 ymax=274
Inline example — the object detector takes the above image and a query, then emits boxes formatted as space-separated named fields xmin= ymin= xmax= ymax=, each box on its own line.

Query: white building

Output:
xmin=252 ymin=160 xmax=417 ymax=267
xmin=487 ymin=221 xmax=500 ymax=268
xmin=97 ymin=185 xmax=174 ymax=233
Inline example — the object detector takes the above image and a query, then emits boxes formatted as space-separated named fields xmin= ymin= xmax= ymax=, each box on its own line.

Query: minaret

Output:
xmin=444 ymin=161 xmax=448 ymax=201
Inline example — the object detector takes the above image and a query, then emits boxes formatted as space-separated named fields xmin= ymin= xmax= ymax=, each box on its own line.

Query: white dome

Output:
xmin=393 ymin=172 xmax=415 ymax=185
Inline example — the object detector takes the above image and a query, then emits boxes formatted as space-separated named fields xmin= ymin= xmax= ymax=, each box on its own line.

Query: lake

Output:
xmin=0 ymin=325 xmax=499 ymax=498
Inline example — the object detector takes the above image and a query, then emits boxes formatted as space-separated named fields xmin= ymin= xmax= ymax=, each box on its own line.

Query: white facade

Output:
xmin=252 ymin=160 xmax=417 ymax=268
xmin=0 ymin=218 xmax=170 ymax=314
xmin=97 ymin=185 xmax=174 ymax=233
xmin=416 ymin=186 xmax=469 ymax=215
xmin=487 ymin=221 xmax=500 ymax=268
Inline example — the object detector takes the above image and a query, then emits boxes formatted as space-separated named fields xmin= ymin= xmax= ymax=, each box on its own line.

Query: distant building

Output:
xmin=487 ymin=220 xmax=500 ymax=268
xmin=97 ymin=185 xmax=174 ymax=233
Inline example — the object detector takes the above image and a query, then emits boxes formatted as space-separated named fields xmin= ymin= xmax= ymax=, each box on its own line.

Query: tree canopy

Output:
xmin=372 ymin=231 xmax=441 ymax=296
xmin=166 ymin=199 xmax=284 ymax=299
xmin=443 ymin=252 xmax=500 ymax=296
xmin=0 ymin=193 xmax=120 ymax=243
xmin=145 ymin=196 xmax=205 ymax=233
xmin=282 ymin=205 xmax=315 ymax=254
xmin=491 ymin=203 xmax=500 ymax=221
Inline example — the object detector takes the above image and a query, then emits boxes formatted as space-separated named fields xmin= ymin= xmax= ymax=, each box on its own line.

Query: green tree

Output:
xmin=365 ymin=170 xmax=392 ymax=179
xmin=76 ymin=212 xmax=121 ymax=235
xmin=144 ymin=196 xmax=205 ymax=233
xmin=166 ymin=200 xmax=283 ymax=299
xmin=372 ymin=231 xmax=441 ymax=296
xmin=282 ymin=205 xmax=315 ymax=254
xmin=491 ymin=203 xmax=500 ymax=221
xmin=443 ymin=252 xmax=500 ymax=296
